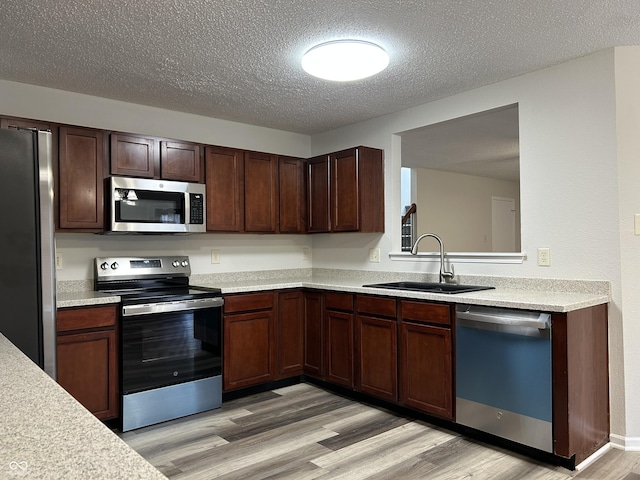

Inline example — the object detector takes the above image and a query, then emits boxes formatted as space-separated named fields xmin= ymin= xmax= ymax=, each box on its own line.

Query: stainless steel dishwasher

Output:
xmin=455 ymin=304 xmax=553 ymax=452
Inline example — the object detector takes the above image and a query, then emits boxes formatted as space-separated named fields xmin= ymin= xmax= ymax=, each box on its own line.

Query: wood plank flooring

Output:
xmin=119 ymin=383 xmax=640 ymax=479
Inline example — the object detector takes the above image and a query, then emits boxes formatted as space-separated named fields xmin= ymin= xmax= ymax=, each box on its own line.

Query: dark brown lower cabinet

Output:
xmin=223 ymin=292 xmax=275 ymax=391
xmin=552 ymin=304 xmax=609 ymax=465
xmin=356 ymin=295 xmax=398 ymax=402
xmin=324 ymin=292 xmax=354 ymax=388
xmin=303 ymin=291 xmax=324 ymax=378
xmin=398 ymin=300 xmax=453 ymax=420
xmin=277 ymin=291 xmax=304 ymax=378
xmin=56 ymin=305 xmax=119 ymax=420
xmin=356 ymin=315 xmax=398 ymax=402
xmin=325 ymin=310 xmax=354 ymax=387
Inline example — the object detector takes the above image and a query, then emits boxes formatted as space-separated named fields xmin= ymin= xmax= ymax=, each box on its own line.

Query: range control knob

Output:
xmin=100 ymin=262 xmax=109 ymax=270
xmin=181 ymin=260 xmax=189 ymax=267
xmin=172 ymin=260 xmax=180 ymax=268
xmin=110 ymin=262 xmax=119 ymax=270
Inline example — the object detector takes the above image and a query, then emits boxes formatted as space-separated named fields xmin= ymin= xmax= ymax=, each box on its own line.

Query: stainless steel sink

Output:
xmin=362 ymin=281 xmax=495 ymax=294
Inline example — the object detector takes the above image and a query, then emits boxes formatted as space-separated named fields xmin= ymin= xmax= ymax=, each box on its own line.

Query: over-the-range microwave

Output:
xmin=108 ymin=176 xmax=206 ymax=233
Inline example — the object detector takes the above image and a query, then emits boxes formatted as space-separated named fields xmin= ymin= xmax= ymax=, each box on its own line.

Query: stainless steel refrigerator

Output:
xmin=0 ymin=128 xmax=56 ymax=378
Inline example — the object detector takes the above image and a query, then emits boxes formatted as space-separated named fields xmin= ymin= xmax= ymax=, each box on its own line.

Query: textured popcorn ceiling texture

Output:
xmin=1 ymin=1 xmax=640 ymax=135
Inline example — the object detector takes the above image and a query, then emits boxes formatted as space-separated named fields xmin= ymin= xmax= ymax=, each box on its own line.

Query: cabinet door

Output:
xmin=244 ymin=151 xmax=278 ymax=232
xmin=303 ymin=291 xmax=324 ymax=378
xmin=160 ymin=141 xmax=202 ymax=182
xmin=325 ymin=309 xmax=354 ymax=388
xmin=356 ymin=314 xmax=398 ymax=402
xmin=205 ymin=146 xmax=244 ymax=232
xmin=277 ymin=291 xmax=304 ymax=378
xmin=224 ymin=310 xmax=274 ymax=390
xmin=110 ymin=133 xmax=158 ymax=178
xmin=278 ymin=156 xmax=306 ymax=233
xmin=307 ymin=155 xmax=331 ymax=233
xmin=399 ymin=322 xmax=453 ymax=419
xmin=58 ymin=126 xmax=105 ymax=230
xmin=57 ymin=329 xmax=118 ymax=420
xmin=330 ymin=148 xmax=359 ymax=232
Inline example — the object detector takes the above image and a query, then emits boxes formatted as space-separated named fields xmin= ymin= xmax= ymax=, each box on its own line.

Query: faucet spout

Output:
xmin=410 ymin=233 xmax=455 ymax=283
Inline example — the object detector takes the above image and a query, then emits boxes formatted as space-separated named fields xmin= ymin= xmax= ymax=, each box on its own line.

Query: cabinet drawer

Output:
xmin=357 ymin=295 xmax=397 ymax=318
xmin=224 ymin=292 xmax=274 ymax=314
xmin=400 ymin=300 xmax=451 ymax=326
xmin=57 ymin=305 xmax=118 ymax=333
xmin=324 ymin=292 xmax=354 ymax=312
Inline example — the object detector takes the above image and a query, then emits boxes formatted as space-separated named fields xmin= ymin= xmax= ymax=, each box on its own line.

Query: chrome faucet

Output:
xmin=411 ymin=233 xmax=455 ymax=283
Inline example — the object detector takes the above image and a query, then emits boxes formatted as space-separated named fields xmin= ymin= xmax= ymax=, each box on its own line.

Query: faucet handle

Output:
xmin=443 ymin=263 xmax=455 ymax=283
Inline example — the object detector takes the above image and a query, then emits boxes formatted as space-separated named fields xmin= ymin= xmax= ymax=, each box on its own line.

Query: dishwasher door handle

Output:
xmin=456 ymin=309 xmax=550 ymax=329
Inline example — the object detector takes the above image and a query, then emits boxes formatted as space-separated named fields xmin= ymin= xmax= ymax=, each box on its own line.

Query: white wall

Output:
xmin=615 ymin=47 xmax=640 ymax=448
xmin=310 ymin=49 xmax=629 ymax=440
xmin=414 ymin=168 xmax=521 ymax=252
xmin=0 ymin=80 xmax=311 ymax=156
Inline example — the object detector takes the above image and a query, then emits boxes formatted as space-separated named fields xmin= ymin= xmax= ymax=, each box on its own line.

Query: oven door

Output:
xmin=121 ymin=298 xmax=222 ymax=395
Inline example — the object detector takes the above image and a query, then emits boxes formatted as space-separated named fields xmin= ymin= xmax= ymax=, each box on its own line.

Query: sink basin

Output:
xmin=362 ymin=281 xmax=495 ymax=294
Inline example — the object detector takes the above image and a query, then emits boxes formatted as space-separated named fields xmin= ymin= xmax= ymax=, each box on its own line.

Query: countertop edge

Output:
xmin=57 ymin=280 xmax=610 ymax=313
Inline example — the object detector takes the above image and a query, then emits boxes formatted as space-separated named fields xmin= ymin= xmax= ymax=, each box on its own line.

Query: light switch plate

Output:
xmin=369 ymin=248 xmax=381 ymax=263
xmin=211 ymin=249 xmax=220 ymax=264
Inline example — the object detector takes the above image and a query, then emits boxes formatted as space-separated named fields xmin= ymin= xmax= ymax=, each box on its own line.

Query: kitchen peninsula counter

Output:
xmin=57 ymin=269 xmax=610 ymax=313
xmin=0 ymin=333 xmax=166 ymax=480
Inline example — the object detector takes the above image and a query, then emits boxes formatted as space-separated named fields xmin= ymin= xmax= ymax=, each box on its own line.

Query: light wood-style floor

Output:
xmin=120 ymin=383 xmax=640 ymax=479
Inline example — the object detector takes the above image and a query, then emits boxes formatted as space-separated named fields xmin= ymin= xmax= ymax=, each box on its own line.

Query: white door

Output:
xmin=492 ymin=197 xmax=516 ymax=252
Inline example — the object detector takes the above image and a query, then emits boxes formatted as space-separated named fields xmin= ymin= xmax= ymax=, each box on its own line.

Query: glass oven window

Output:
xmin=115 ymin=189 xmax=184 ymax=224
xmin=122 ymin=307 xmax=221 ymax=394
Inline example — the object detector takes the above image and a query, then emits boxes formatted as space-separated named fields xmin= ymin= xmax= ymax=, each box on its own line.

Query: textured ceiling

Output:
xmin=401 ymin=104 xmax=520 ymax=182
xmin=1 ymin=1 xmax=640 ymax=135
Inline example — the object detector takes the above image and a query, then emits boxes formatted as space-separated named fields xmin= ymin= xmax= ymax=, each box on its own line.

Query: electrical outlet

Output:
xmin=55 ymin=255 xmax=63 ymax=270
xmin=302 ymin=247 xmax=311 ymax=260
xmin=211 ymin=249 xmax=220 ymax=264
xmin=369 ymin=248 xmax=381 ymax=263
xmin=537 ymin=248 xmax=551 ymax=266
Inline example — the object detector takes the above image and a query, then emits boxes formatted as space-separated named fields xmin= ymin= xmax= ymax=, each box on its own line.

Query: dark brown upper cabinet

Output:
xmin=205 ymin=146 xmax=245 ymax=232
xmin=278 ymin=156 xmax=307 ymax=233
xmin=160 ymin=141 xmax=203 ymax=183
xmin=110 ymin=133 xmax=203 ymax=183
xmin=307 ymin=146 xmax=384 ymax=233
xmin=307 ymin=155 xmax=331 ymax=233
xmin=244 ymin=151 xmax=278 ymax=233
xmin=110 ymin=133 xmax=157 ymax=178
xmin=58 ymin=126 xmax=106 ymax=231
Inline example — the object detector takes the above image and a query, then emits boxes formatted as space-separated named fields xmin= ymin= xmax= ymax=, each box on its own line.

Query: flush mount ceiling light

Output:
xmin=301 ymin=40 xmax=389 ymax=82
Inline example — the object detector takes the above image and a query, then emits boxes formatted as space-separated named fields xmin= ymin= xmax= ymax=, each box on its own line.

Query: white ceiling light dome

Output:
xmin=301 ymin=40 xmax=389 ymax=82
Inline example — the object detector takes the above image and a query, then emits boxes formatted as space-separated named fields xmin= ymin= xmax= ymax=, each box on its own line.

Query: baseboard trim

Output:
xmin=575 ymin=443 xmax=611 ymax=470
xmin=610 ymin=433 xmax=640 ymax=451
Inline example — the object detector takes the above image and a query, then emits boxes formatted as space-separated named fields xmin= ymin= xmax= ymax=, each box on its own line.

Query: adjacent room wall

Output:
xmin=413 ymin=168 xmax=521 ymax=252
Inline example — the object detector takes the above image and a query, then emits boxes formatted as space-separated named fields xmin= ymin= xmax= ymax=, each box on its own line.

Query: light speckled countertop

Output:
xmin=0 ymin=334 xmax=166 ymax=480
xmin=57 ymin=269 xmax=610 ymax=313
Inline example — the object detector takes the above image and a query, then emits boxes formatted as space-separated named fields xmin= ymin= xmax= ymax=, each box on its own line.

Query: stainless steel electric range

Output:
xmin=94 ymin=256 xmax=223 ymax=432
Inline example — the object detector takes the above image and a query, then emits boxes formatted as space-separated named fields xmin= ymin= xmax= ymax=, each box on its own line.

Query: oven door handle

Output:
xmin=122 ymin=297 xmax=224 ymax=317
